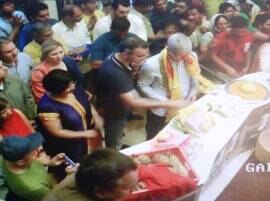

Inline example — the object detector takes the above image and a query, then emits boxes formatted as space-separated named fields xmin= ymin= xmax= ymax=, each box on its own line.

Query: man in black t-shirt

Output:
xmin=97 ymin=36 xmax=187 ymax=150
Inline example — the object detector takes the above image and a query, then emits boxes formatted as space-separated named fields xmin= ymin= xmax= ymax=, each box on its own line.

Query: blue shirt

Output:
xmin=90 ymin=31 xmax=136 ymax=61
xmin=17 ymin=18 xmax=57 ymax=50
xmin=0 ymin=17 xmax=12 ymax=38
xmin=0 ymin=11 xmax=28 ymax=38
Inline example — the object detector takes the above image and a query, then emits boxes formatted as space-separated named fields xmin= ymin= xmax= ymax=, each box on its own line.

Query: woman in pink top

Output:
xmin=31 ymin=39 xmax=83 ymax=103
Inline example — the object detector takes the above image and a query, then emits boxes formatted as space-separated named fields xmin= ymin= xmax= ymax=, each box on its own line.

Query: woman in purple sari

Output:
xmin=37 ymin=69 xmax=98 ymax=179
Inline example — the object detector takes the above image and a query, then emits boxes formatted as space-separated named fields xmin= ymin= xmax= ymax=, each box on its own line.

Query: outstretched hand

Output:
xmin=226 ymin=67 xmax=239 ymax=78
xmin=185 ymin=90 xmax=197 ymax=102
xmin=167 ymin=99 xmax=191 ymax=109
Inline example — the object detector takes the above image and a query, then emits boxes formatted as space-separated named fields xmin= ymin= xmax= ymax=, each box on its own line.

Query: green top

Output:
xmin=239 ymin=12 xmax=256 ymax=32
xmin=2 ymin=160 xmax=53 ymax=201
xmin=203 ymin=0 xmax=224 ymax=18
xmin=42 ymin=174 xmax=93 ymax=201
xmin=0 ymin=75 xmax=36 ymax=119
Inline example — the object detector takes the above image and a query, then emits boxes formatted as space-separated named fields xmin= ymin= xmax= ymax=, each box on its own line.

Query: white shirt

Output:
xmin=257 ymin=43 xmax=270 ymax=72
xmin=137 ymin=52 xmax=197 ymax=117
xmin=130 ymin=8 xmax=154 ymax=37
xmin=93 ymin=14 xmax=147 ymax=41
xmin=52 ymin=20 xmax=91 ymax=51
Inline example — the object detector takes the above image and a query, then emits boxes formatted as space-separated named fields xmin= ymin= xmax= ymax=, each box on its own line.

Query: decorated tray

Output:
xmin=225 ymin=80 xmax=270 ymax=101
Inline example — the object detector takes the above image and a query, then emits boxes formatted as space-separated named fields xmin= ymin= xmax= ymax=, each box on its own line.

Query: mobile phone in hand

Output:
xmin=64 ymin=155 xmax=76 ymax=167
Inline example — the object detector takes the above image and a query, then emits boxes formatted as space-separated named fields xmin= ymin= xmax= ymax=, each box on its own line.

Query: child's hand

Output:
xmin=50 ymin=153 xmax=66 ymax=166
xmin=65 ymin=163 xmax=79 ymax=175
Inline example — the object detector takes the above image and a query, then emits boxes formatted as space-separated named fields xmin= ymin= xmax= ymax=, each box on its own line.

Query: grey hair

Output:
xmin=33 ymin=22 xmax=52 ymax=34
xmin=167 ymin=33 xmax=192 ymax=53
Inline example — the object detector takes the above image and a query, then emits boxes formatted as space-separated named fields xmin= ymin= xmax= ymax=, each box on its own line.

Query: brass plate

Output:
xmin=225 ymin=80 xmax=269 ymax=101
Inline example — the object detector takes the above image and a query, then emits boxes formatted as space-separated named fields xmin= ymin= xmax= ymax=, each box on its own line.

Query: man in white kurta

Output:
xmin=93 ymin=0 xmax=147 ymax=41
xmin=52 ymin=5 xmax=91 ymax=53
xmin=137 ymin=33 xmax=199 ymax=139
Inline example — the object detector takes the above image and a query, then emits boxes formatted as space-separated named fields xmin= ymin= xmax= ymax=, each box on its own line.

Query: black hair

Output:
xmin=230 ymin=15 xmax=247 ymax=28
xmin=0 ymin=97 xmax=9 ymax=128
xmin=238 ymin=0 xmax=246 ymax=4
xmin=254 ymin=13 xmax=270 ymax=28
xmin=110 ymin=17 xmax=130 ymax=32
xmin=219 ymin=2 xmax=236 ymax=13
xmin=73 ymin=0 xmax=92 ymax=5
xmin=0 ymin=0 xmax=12 ymax=9
xmin=76 ymin=148 xmax=137 ymax=198
xmin=42 ymin=69 xmax=74 ymax=96
xmin=214 ymin=14 xmax=229 ymax=27
xmin=187 ymin=5 xmax=206 ymax=15
xmin=132 ymin=0 xmax=152 ymax=7
xmin=175 ymin=0 xmax=189 ymax=4
xmin=118 ymin=35 xmax=148 ymax=53
xmin=32 ymin=21 xmax=52 ymax=35
xmin=152 ymin=0 xmax=166 ymax=5
xmin=27 ymin=2 xmax=49 ymax=20
xmin=0 ymin=97 xmax=8 ymax=112
xmin=112 ymin=0 xmax=130 ymax=10
xmin=60 ymin=5 xmax=79 ymax=18
xmin=102 ymin=0 xmax=113 ymax=7
xmin=160 ymin=19 xmax=179 ymax=31
xmin=178 ymin=19 xmax=190 ymax=34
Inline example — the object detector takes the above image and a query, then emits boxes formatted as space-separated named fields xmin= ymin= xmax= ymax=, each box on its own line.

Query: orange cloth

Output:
xmin=160 ymin=48 xmax=201 ymax=121
xmin=160 ymin=48 xmax=201 ymax=100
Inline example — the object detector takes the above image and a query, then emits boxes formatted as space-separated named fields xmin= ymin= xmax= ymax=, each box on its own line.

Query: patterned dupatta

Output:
xmin=160 ymin=48 xmax=201 ymax=100
xmin=159 ymin=48 xmax=214 ymax=121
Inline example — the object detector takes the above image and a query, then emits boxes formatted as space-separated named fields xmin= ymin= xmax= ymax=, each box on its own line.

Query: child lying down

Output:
xmin=130 ymin=153 xmax=197 ymax=200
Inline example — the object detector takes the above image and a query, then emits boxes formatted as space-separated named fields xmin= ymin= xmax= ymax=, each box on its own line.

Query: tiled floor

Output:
xmin=122 ymin=108 xmax=147 ymax=146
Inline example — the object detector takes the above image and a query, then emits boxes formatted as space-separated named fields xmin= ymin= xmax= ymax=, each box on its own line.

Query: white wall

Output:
xmin=43 ymin=0 xmax=59 ymax=20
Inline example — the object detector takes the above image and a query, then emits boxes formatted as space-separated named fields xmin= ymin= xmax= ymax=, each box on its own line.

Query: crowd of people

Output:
xmin=0 ymin=0 xmax=269 ymax=200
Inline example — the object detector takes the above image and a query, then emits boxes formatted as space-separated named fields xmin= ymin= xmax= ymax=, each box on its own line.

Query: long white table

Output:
xmin=122 ymin=72 xmax=270 ymax=200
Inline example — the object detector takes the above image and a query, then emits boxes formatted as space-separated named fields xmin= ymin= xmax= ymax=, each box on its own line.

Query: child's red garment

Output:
xmin=138 ymin=164 xmax=197 ymax=200
xmin=0 ymin=109 xmax=32 ymax=137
